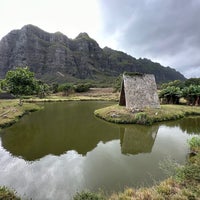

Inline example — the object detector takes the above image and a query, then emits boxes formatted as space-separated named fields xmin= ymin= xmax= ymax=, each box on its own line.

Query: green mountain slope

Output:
xmin=0 ymin=24 xmax=185 ymax=83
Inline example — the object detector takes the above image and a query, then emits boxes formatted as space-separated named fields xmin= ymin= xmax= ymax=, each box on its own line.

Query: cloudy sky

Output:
xmin=0 ymin=0 xmax=199 ymax=78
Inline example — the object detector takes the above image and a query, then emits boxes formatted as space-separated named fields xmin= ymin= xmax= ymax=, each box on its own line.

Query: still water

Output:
xmin=0 ymin=101 xmax=199 ymax=200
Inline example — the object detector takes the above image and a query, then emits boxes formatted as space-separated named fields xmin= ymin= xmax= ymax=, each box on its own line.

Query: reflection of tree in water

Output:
xmin=120 ymin=125 xmax=158 ymax=155
xmin=179 ymin=117 xmax=200 ymax=134
xmin=162 ymin=117 xmax=200 ymax=135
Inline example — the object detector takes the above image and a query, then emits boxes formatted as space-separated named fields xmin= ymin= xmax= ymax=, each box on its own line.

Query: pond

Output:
xmin=0 ymin=101 xmax=199 ymax=200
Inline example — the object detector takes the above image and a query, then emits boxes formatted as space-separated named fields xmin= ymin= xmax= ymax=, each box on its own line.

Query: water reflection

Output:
xmin=1 ymin=102 xmax=199 ymax=161
xmin=0 ymin=102 xmax=199 ymax=200
xmin=0 ymin=102 xmax=119 ymax=160
xmin=120 ymin=125 xmax=158 ymax=155
xmin=162 ymin=116 xmax=200 ymax=135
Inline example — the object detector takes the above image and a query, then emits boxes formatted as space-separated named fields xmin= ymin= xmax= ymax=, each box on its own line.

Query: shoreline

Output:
xmin=0 ymin=88 xmax=119 ymax=129
xmin=94 ymin=104 xmax=200 ymax=125
xmin=1 ymin=99 xmax=200 ymax=130
xmin=0 ymin=98 xmax=200 ymax=199
xmin=0 ymin=100 xmax=43 ymax=129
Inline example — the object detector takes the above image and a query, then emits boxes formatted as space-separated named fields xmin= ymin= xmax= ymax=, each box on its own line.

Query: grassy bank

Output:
xmin=0 ymin=88 xmax=118 ymax=129
xmin=94 ymin=104 xmax=200 ymax=125
xmin=0 ymin=186 xmax=20 ymax=200
xmin=0 ymin=100 xmax=42 ymax=129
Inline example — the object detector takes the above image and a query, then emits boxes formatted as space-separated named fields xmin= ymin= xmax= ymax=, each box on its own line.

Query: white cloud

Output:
xmin=0 ymin=0 xmax=200 ymax=77
xmin=0 ymin=0 xmax=101 ymax=40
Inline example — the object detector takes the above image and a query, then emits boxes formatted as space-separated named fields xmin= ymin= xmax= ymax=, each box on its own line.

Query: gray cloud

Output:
xmin=99 ymin=0 xmax=200 ymax=77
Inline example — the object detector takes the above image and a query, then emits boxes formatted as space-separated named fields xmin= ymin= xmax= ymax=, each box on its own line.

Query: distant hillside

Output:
xmin=0 ymin=24 xmax=185 ymax=83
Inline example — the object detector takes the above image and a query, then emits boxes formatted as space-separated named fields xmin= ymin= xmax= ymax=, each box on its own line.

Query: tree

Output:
xmin=182 ymin=85 xmax=200 ymax=106
xmin=51 ymin=83 xmax=59 ymax=93
xmin=36 ymin=81 xmax=50 ymax=98
xmin=161 ymin=80 xmax=185 ymax=89
xmin=159 ymin=86 xmax=182 ymax=104
xmin=74 ymin=83 xmax=90 ymax=93
xmin=185 ymin=78 xmax=200 ymax=87
xmin=58 ymin=83 xmax=73 ymax=96
xmin=5 ymin=67 xmax=38 ymax=105
xmin=113 ymin=74 xmax=123 ymax=92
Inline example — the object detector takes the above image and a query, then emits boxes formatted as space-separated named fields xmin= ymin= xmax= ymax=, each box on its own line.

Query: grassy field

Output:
xmin=94 ymin=104 xmax=200 ymax=125
xmin=23 ymin=88 xmax=119 ymax=102
xmin=0 ymin=100 xmax=42 ymax=129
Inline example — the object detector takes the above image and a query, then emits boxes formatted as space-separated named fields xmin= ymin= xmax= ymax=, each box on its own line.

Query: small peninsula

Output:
xmin=94 ymin=104 xmax=200 ymax=125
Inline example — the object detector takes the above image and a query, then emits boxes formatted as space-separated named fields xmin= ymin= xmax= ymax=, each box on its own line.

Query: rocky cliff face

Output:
xmin=0 ymin=24 xmax=185 ymax=83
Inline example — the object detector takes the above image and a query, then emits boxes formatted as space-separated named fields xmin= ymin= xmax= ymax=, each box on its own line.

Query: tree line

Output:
xmin=0 ymin=67 xmax=90 ymax=101
xmin=159 ymin=79 xmax=200 ymax=106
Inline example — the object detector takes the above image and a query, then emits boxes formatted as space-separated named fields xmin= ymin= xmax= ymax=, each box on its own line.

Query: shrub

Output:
xmin=73 ymin=190 xmax=105 ymax=200
xmin=0 ymin=186 xmax=20 ymax=200
xmin=188 ymin=137 xmax=200 ymax=149
xmin=74 ymin=84 xmax=90 ymax=93
xmin=58 ymin=83 xmax=73 ymax=96
xmin=51 ymin=83 xmax=59 ymax=93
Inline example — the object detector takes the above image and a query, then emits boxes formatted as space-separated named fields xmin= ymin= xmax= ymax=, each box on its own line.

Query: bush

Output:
xmin=74 ymin=84 xmax=90 ymax=93
xmin=0 ymin=186 xmax=20 ymax=200
xmin=73 ymin=190 xmax=105 ymax=200
xmin=51 ymin=83 xmax=59 ymax=93
xmin=58 ymin=83 xmax=73 ymax=96
xmin=188 ymin=137 xmax=200 ymax=149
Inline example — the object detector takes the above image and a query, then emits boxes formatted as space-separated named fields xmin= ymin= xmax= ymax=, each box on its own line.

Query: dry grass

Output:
xmin=23 ymin=88 xmax=119 ymax=102
xmin=94 ymin=104 xmax=200 ymax=125
xmin=0 ymin=186 xmax=20 ymax=200
xmin=0 ymin=100 xmax=42 ymax=129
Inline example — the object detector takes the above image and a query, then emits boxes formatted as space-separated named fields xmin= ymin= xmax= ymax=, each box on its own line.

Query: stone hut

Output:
xmin=119 ymin=73 xmax=160 ymax=110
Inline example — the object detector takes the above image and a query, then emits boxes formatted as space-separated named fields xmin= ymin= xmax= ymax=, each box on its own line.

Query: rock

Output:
xmin=0 ymin=24 xmax=186 ymax=83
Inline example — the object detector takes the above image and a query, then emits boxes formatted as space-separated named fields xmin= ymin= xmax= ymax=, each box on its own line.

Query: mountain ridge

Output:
xmin=0 ymin=24 xmax=185 ymax=83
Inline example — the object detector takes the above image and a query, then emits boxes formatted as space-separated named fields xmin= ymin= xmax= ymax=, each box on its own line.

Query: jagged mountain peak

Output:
xmin=75 ymin=32 xmax=90 ymax=40
xmin=0 ymin=25 xmax=186 ymax=83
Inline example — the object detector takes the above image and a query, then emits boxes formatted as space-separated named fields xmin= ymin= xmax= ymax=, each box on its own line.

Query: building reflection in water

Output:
xmin=119 ymin=125 xmax=159 ymax=155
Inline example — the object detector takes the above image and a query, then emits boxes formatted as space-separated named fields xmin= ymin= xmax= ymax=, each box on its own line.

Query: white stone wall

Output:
xmin=123 ymin=74 xmax=160 ymax=110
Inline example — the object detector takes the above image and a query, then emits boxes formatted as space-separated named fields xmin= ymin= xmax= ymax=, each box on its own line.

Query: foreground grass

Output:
xmin=74 ymin=137 xmax=200 ymax=200
xmin=94 ymin=104 xmax=200 ymax=125
xmin=0 ymin=100 xmax=42 ymax=129
xmin=0 ymin=186 xmax=20 ymax=200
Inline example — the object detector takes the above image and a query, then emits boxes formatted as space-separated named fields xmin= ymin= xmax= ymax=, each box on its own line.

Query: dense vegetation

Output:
xmin=0 ymin=67 xmax=90 ymax=98
xmin=159 ymin=78 xmax=200 ymax=105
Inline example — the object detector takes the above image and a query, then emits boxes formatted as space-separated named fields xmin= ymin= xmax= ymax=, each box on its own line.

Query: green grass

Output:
xmin=0 ymin=186 xmax=21 ymax=200
xmin=94 ymin=104 xmax=200 ymax=125
xmin=0 ymin=99 xmax=42 ymax=129
xmin=74 ymin=190 xmax=105 ymax=200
